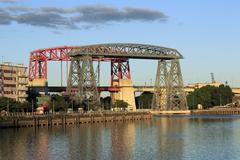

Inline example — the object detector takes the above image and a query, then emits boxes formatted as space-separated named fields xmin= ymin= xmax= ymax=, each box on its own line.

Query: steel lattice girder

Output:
xmin=29 ymin=46 xmax=78 ymax=80
xmin=152 ymin=59 xmax=187 ymax=110
xmin=167 ymin=59 xmax=187 ymax=110
xmin=70 ymin=43 xmax=183 ymax=60
xmin=29 ymin=43 xmax=182 ymax=80
xmin=29 ymin=46 xmax=121 ymax=80
xmin=152 ymin=60 xmax=168 ymax=110
xmin=67 ymin=56 xmax=100 ymax=110
xmin=111 ymin=59 xmax=131 ymax=85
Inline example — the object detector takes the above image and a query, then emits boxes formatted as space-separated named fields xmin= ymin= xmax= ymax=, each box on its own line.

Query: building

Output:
xmin=0 ymin=62 xmax=28 ymax=102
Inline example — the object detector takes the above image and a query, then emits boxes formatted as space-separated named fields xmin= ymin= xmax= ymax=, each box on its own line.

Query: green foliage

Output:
xmin=187 ymin=85 xmax=234 ymax=109
xmin=48 ymin=94 xmax=69 ymax=112
xmin=101 ymin=96 xmax=111 ymax=110
xmin=26 ymin=89 xmax=40 ymax=109
xmin=112 ymin=100 xmax=128 ymax=110
xmin=0 ymin=97 xmax=16 ymax=110
xmin=135 ymin=92 xmax=153 ymax=109
xmin=0 ymin=97 xmax=30 ymax=112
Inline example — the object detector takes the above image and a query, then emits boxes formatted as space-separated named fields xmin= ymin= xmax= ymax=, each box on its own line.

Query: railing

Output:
xmin=18 ymin=80 xmax=28 ymax=84
xmin=18 ymin=94 xmax=27 ymax=98
xmin=3 ymin=80 xmax=16 ymax=84
xmin=17 ymin=86 xmax=27 ymax=91
xmin=18 ymin=73 xmax=28 ymax=78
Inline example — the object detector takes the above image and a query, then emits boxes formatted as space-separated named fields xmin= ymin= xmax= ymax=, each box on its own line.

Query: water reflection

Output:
xmin=1 ymin=115 xmax=240 ymax=160
xmin=111 ymin=122 xmax=136 ymax=160
xmin=155 ymin=118 xmax=187 ymax=160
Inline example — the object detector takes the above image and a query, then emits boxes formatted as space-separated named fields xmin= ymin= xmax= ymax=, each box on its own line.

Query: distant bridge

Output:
xmin=30 ymin=86 xmax=240 ymax=95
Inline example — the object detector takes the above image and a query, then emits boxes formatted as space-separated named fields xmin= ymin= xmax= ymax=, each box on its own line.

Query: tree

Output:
xmin=0 ymin=97 xmax=16 ymax=111
xmin=187 ymin=85 xmax=234 ymax=109
xmin=101 ymin=96 xmax=112 ymax=110
xmin=48 ymin=94 xmax=67 ymax=112
xmin=112 ymin=100 xmax=128 ymax=110
xmin=26 ymin=89 xmax=40 ymax=111
xmin=0 ymin=97 xmax=30 ymax=112
xmin=63 ymin=94 xmax=71 ymax=112
xmin=135 ymin=92 xmax=153 ymax=109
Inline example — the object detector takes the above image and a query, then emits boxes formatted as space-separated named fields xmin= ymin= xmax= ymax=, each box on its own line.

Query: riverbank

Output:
xmin=192 ymin=108 xmax=240 ymax=115
xmin=151 ymin=108 xmax=240 ymax=116
xmin=150 ymin=110 xmax=191 ymax=115
xmin=0 ymin=112 xmax=152 ymax=128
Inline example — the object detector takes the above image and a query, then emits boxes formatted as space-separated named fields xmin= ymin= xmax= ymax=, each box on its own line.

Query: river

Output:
xmin=1 ymin=115 xmax=240 ymax=160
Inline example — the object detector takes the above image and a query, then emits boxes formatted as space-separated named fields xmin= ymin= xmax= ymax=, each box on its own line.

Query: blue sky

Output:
xmin=0 ymin=0 xmax=240 ymax=87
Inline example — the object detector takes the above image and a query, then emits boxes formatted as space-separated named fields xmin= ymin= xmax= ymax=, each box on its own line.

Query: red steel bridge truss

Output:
xmin=29 ymin=43 xmax=186 ymax=111
xmin=29 ymin=46 xmax=130 ymax=89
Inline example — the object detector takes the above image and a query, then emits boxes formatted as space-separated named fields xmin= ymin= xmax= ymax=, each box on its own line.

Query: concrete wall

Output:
xmin=111 ymin=79 xmax=136 ymax=111
xmin=0 ymin=113 xmax=152 ymax=128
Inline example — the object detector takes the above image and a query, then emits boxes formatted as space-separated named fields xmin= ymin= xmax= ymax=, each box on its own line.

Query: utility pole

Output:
xmin=7 ymin=98 xmax=9 ymax=116
xmin=220 ymin=94 xmax=222 ymax=106
xmin=31 ymin=99 xmax=34 ymax=115
xmin=52 ymin=99 xmax=55 ymax=114
xmin=72 ymin=100 xmax=74 ymax=112
xmin=97 ymin=61 xmax=100 ymax=87
xmin=192 ymin=96 xmax=195 ymax=109
xmin=87 ymin=99 xmax=89 ymax=111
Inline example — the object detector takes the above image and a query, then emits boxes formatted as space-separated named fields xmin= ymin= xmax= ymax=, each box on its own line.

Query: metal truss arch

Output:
xmin=70 ymin=43 xmax=183 ymax=60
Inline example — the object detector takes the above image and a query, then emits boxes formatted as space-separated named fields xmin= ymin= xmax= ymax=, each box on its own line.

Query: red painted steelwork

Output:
xmin=29 ymin=46 xmax=131 ymax=94
xmin=111 ymin=58 xmax=131 ymax=86
xmin=29 ymin=46 xmax=79 ymax=80
xmin=28 ymin=46 xmax=123 ymax=81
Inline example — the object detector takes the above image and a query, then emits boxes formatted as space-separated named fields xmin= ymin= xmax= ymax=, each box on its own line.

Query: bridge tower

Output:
xmin=111 ymin=58 xmax=136 ymax=111
xmin=152 ymin=59 xmax=187 ymax=110
xmin=152 ymin=60 xmax=168 ymax=110
xmin=30 ymin=43 xmax=186 ymax=111
xmin=67 ymin=56 xmax=100 ymax=111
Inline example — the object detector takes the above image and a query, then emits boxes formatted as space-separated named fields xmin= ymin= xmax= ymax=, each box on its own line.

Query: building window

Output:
xmin=3 ymin=70 xmax=16 ymax=74
xmin=4 ymin=91 xmax=14 ymax=94
xmin=4 ymin=84 xmax=16 ymax=87
xmin=4 ymin=77 xmax=15 ymax=81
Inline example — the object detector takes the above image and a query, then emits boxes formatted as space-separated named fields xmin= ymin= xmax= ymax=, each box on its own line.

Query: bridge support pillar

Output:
xmin=152 ymin=59 xmax=187 ymax=110
xmin=67 ymin=56 xmax=100 ymax=111
xmin=152 ymin=60 xmax=168 ymax=110
xmin=111 ymin=59 xmax=136 ymax=111
xmin=167 ymin=59 xmax=187 ymax=110
xmin=111 ymin=79 xmax=136 ymax=111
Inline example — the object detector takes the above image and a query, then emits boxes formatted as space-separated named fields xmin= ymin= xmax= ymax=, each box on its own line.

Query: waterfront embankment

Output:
xmin=0 ymin=112 xmax=151 ymax=128
xmin=192 ymin=108 xmax=240 ymax=115
xmin=151 ymin=108 xmax=240 ymax=116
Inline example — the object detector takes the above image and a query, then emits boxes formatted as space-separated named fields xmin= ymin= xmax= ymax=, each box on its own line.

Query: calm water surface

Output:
xmin=1 ymin=115 xmax=240 ymax=160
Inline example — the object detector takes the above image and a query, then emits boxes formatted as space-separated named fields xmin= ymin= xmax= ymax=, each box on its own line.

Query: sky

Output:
xmin=0 ymin=0 xmax=240 ymax=87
